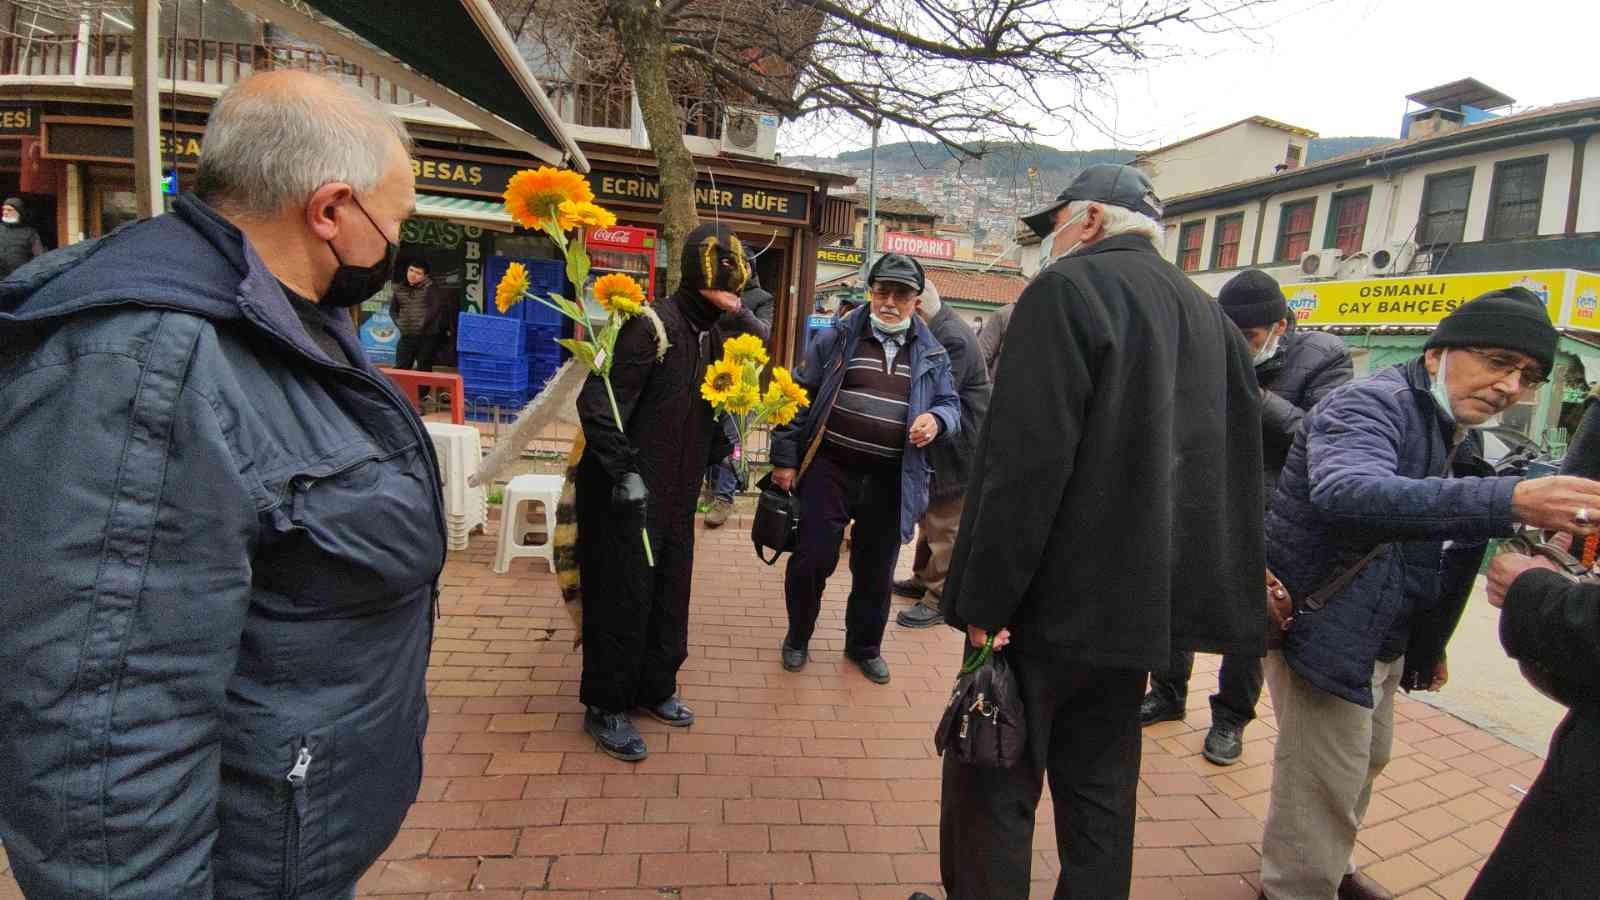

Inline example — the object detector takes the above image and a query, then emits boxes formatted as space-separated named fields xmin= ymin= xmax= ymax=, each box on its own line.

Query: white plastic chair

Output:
xmin=424 ymin=422 xmax=488 ymax=551
xmin=493 ymin=473 xmax=565 ymax=574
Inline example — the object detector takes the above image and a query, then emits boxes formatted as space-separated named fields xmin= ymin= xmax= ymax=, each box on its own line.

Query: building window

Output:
xmin=1177 ymin=221 xmax=1205 ymax=272
xmin=1325 ymin=189 xmax=1371 ymax=256
xmin=1285 ymin=145 xmax=1303 ymax=170
xmin=1419 ymin=168 xmax=1473 ymax=245
xmin=1274 ymin=199 xmax=1316 ymax=262
xmin=1486 ymin=155 xmax=1548 ymax=240
xmin=1211 ymin=214 xmax=1244 ymax=269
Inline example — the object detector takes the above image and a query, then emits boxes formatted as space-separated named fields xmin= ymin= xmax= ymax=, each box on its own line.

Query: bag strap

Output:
xmin=1302 ymin=439 xmax=1464 ymax=612
xmin=756 ymin=545 xmax=784 ymax=566
xmin=795 ymin=355 xmax=846 ymax=482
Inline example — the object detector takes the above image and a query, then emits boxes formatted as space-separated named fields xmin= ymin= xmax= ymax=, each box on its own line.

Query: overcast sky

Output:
xmin=782 ymin=0 xmax=1598 ymax=157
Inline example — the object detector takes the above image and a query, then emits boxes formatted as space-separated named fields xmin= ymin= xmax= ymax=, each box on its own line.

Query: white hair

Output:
xmin=1065 ymin=200 xmax=1164 ymax=247
xmin=196 ymin=74 xmax=412 ymax=217
xmin=919 ymin=278 xmax=942 ymax=316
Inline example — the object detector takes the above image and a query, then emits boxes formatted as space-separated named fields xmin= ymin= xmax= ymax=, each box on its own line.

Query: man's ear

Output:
xmin=305 ymin=182 xmax=353 ymax=242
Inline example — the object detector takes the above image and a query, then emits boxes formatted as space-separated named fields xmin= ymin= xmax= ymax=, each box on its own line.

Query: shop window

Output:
xmin=1325 ymin=189 xmax=1370 ymax=257
xmin=1419 ymin=169 xmax=1473 ymax=246
xmin=1486 ymin=155 xmax=1547 ymax=240
xmin=1176 ymin=221 xmax=1205 ymax=272
xmin=1274 ymin=199 xmax=1316 ymax=263
xmin=1211 ymin=213 xmax=1244 ymax=269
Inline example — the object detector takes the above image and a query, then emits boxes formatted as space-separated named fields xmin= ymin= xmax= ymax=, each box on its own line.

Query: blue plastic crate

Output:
xmin=462 ymin=370 xmax=532 ymax=396
xmin=524 ymin=323 xmax=562 ymax=347
xmin=457 ymin=352 xmax=527 ymax=380
xmin=457 ymin=312 xmax=526 ymax=358
xmin=485 ymin=256 xmax=567 ymax=327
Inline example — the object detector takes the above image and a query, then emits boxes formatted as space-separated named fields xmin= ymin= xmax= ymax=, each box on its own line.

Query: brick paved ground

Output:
xmin=0 ymin=512 xmax=1545 ymax=900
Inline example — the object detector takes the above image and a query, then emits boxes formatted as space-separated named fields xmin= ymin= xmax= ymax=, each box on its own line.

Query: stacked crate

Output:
xmin=460 ymin=257 xmax=571 ymax=416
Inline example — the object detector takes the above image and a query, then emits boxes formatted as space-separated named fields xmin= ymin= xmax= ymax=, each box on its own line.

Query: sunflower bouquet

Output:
xmin=701 ymin=334 xmax=810 ymax=483
xmin=494 ymin=166 xmax=657 ymax=566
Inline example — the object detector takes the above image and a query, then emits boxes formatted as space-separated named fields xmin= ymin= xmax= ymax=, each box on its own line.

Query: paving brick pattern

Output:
xmin=0 ymin=514 xmax=1541 ymax=900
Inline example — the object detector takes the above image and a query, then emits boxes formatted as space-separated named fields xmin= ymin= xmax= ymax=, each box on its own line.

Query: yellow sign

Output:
xmin=1572 ymin=272 xmax=1600 ymax=328
xmin=1281 ymin=271 xmax=1567 ymax=327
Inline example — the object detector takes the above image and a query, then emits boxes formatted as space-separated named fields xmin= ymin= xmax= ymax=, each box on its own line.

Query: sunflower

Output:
xmin=495 ymin=261 xmax=530 ymax=314
xmin=722 ymin=333 xmax=768 ymax=367
xmin=770 ymin=366 xmax=809 ymax=406
xmin=766 ymin=401 xmax=801 ymax=427
xmin=725 ymin=383 xmax=761 ymax=416
xmin=558 ymin=200 xmax=618 ymax=232
xmin=701 ymin=358 xmax=744 ymax=406
xmin=503 ymin=167 xmax=594 ymax=230
xmin=593 ymin=272 xmax=647 ymax=316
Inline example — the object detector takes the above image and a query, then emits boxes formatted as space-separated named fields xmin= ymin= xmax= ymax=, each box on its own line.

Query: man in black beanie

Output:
xmin=1141 ymin=269 xmax=1352 ymax=765
xmin=1257 ymin=287 xmax=1600 ymax=900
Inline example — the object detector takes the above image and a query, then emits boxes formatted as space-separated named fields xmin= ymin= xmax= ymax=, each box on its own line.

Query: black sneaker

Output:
xmin=584 ymin=707 xmax=648 ymax=761
xmin=847 ymin=652 xmax=891 ymax=684
xmin=1202 ymin=722 xmax=1244 ymax=765
xmin=892 ymin=578 xmax=926 ymax=600
xmin=1139 ymin=692 xmax=1186 ymax=727
xmin=781 ymin=641 xmax=808 ymax=672
xmin=895 ymin=600 xmax=944 ymax=629
xmin=638 ymin=694 xmax=696 ymax=727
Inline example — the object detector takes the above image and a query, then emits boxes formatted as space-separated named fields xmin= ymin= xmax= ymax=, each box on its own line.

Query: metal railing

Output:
xmin=0 ymin=36 xmax=726 ymax=138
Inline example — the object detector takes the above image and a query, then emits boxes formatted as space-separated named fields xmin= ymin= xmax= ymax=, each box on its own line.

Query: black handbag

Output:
xmin=751 ymin=471 xmax=798 ymax=565
xmin=934 ymin=636 xmax=1026 ymax=768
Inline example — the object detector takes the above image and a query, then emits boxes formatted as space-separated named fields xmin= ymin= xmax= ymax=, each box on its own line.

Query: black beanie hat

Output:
xmin=1218 ymin=269 xmax=1289 ymax=329
xmin=1425 ymin=287 xmax=1558 ymax=371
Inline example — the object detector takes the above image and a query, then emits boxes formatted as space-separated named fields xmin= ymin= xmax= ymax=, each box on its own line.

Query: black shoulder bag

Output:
xmin=752 ymin=358 xmax=841 ymax=565
xmin=934 ymin=636 xmax=1026 ymax=769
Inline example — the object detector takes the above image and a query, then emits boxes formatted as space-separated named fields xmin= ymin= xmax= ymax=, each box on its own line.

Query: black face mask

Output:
xmin=320 ymin=196 xmax=398 ymax=308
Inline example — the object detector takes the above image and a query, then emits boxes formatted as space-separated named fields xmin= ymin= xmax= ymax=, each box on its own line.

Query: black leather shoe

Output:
xmin=584 ymin=707 xmax=648 ymax=761
xmin=1139 ymin=692 xmax=1185 ymax=727
xmin=892 ymin=578 xmax=926 ymax=600
xmin=1338 ymin=870 xmax=1393 ymax=900
xmin=639 ymin=694 xmax=696 ymax=727
xmin=847 ymin=652 xmax=891 ymax=684
xmin=895 ymin=600 xmax=944 ymax=629
xmin=781 ymin=641 xmax=808 ymax=672
xmin=1202 ymin=722 xmax=1244 ymax=765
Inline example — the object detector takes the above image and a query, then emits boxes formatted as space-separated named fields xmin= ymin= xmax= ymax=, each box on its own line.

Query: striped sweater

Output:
xmin=822 ymin=335 xmax=911 ymax=467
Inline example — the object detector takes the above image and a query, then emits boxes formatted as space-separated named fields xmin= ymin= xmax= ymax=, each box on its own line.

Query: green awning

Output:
xmin=415 ymin=194 xmax=514 ymax=230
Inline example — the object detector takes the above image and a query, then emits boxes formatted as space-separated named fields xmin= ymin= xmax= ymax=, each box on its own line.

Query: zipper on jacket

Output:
xmin=283 ymin=742 xmax=313 ymax=898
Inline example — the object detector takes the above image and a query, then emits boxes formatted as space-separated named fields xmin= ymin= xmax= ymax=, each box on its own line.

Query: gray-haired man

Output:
xmin=0 ymin=71 xmax=439 ymax=898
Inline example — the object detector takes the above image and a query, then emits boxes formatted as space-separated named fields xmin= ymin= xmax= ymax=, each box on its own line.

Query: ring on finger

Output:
xmin=1579 ymin=507 xmax=1592 ymax=526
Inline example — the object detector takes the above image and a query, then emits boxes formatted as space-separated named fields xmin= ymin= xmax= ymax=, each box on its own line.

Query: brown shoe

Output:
xmin=705 ymin=497 xmax=733 ymax=528
xmin=1338 ymin=870 xmax=1393 ymax=900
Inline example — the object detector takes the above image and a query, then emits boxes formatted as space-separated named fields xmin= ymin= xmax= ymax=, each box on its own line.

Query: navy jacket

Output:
xmin=770 ymin=306 xmax=960 ymax=542
xmin=1266 ymin=359 xmax=1516 ymax=707
xmin=0 ymin=195 xmax=445 ymax=898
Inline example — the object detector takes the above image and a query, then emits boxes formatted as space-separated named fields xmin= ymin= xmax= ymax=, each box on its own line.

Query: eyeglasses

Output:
xmin=869 ymin=285 xmax=917 ymax=304
xmin=1462 ymin=348 xmax=1549 ymax=388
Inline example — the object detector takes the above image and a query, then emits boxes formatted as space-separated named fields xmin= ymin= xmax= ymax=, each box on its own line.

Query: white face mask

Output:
xmin=2 ymin=213 xmax=18 ymax=225
xmin=1252 ymin=332 xmax=1282 ymax=366
xmin=1037 ymin=207 xmax=1089 ymax=272
xmin=871 ymin=312 xmax=912 ymax=334
xmin=1430 ymin=350 xmax=1456 ymax=423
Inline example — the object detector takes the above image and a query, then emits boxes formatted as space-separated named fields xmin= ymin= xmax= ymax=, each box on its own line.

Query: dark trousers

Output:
xmin=783 ymin=451 xmax=901 ymax=660
xmin=1467 ymin=706 xmax=1600 ymax=899
xmin=395 ymin=332 xmax=442 ymax=371
xmin=1148 ymin=649 xmax=1263 ymax=729
xmin=940 ymin=651 xmax=1145 ymax=900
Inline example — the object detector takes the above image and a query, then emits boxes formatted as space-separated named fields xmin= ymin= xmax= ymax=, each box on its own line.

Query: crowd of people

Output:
xmin=1 ymin=68 xmax=1596 ymax=900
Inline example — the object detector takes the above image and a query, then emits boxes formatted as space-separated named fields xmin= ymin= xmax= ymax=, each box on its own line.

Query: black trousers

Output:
xmin=1148 ymin=649 xmax=1263 ymax=729
xmin=395 ymin=332 xmax=442 ymax=371
xmin=783 ymin=451 xmax=901 ymax=660
xmin=940 ymin=651 xmax=1145 ymax=900
xmin=1467 ymin=705 xmax=1600 ymax=899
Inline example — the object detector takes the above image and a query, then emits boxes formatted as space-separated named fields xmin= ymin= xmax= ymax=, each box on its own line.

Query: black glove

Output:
xmin=612 ymin=472 xmax=650 ymax=521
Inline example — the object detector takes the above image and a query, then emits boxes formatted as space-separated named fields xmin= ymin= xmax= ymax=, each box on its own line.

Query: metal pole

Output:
xmin=863 ymin=109 xmax=879 ymax=289
xmin=131 ymin=0 xmax=162 ymax=218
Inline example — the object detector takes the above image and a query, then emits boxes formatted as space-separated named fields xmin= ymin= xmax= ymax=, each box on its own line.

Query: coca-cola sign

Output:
xmin=881 ymin=231 xmax=955 ymax=260
xmin=587 ymin=225 xmax=656 ymax=250
xmin=591 ymin=228 xmax=631 ymax=243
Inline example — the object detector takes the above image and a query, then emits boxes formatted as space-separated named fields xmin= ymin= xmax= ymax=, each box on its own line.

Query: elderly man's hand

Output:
xmin=1486 ymin=549 xmax=1562 ymax=608
xmin=770 ymin=467 xmax=797 ymax=493
xmin=908 ymin=413 xmax=940 ymax=448
xmin=967 ymin=624 xmax=1011 ymax=650
xmin=1510 ymin=476 xmax=1600 ymax=534
xmin=1266 ymin=568 xmax=1293 ymax=630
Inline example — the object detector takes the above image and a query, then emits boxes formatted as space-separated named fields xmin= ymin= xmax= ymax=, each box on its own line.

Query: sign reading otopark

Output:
xmin=1278 ymin=270 xmax=1600 ymax=330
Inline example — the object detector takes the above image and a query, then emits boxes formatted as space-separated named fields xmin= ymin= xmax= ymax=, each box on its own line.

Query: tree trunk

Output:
xmin=610 ymin=0 xmax=698 ymax=295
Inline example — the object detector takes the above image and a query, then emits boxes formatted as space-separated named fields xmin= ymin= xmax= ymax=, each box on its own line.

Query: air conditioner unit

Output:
xmin=721 ymin=106 xmax=779 ymax=160
xmin=1365 ymin=243 xmax=1415 ymax=275
xmin=1299 ymin=248 xmax=1344 ymax=277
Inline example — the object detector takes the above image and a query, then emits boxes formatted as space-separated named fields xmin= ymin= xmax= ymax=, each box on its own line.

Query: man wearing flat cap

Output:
xmin=770 ymin=252 xmax=960 ymax=685
xmin=1257 ymin=287 xmax=1600 ymax=900
xmin=1142 ymin=269 xmax=1354 ymax=766
xmin=933 ymin=164 xmax=1268 ymax=899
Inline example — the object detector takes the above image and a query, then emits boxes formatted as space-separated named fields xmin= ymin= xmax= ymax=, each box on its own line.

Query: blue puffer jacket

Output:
xmin=0 ymin=195 xmax=445 ymax=898
xmin=1266 ymin=358 xmax=1517 ymax=707
xmin=770 ymin=306 xmax=960 ymax=542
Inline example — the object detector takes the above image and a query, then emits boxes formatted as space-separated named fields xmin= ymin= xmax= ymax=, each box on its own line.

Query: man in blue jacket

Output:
xmin=0 ymin=71 xmax=443 ymax=898
xmin=1259 ymin=288 xmax=1600 ymax=900
xmin=769 ymin=253 xmax=959 ymax=685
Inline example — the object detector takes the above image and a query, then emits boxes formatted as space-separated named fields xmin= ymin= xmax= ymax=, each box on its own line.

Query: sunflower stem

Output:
xmin=603 ymin=374 xmax=655 ymax=568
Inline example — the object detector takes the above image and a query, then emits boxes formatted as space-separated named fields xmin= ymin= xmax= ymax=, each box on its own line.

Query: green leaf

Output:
xmin=566 ymin=246 xmax=592 ymax=295
xmin=559 ymin=339 xmax=599 ymax=372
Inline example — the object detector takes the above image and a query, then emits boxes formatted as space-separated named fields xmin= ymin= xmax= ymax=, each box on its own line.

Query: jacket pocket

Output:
xmin=280 ymin=737 xmax=320 ymax=899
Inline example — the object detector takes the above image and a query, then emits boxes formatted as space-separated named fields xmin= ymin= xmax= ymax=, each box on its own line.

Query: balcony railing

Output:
xmin=0 ymin=35 xmax=726 ymax=139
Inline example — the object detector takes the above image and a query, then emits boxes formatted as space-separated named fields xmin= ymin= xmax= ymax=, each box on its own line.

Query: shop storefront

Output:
xmin=1282 ymin=269 xmax=1600 ymax=446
